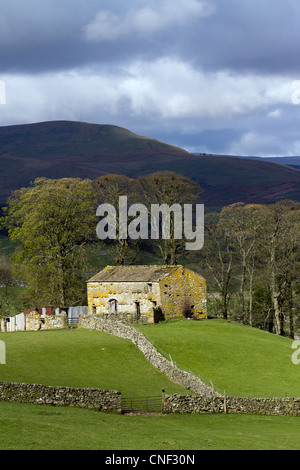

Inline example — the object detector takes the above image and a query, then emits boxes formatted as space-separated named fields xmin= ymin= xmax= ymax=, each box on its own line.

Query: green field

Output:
xmin=4 ymin=320 xmax=297 ymax=398
xmin=138 ymin=319 xmax=300 ymax=397
xmin=0 ymin=320 xmax=299 ymax=450
xmin=0 ymin=401 xmax=299 ymax=450
xmin=0 ymin=329 xmax=188 ymax=397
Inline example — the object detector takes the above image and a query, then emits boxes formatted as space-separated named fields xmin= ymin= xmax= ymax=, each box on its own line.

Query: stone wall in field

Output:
xmin=163 ymin=394 xmax=300 ymax=416
xmin=0 ymin=381 xmax=121 ymax=412
xmin=1 ymin=380 xmax=299 ymax=416
xmin=78 ymin=314 xmax=219 ymax=397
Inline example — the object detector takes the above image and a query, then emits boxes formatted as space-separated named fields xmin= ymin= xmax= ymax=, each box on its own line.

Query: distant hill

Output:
xmin=0 ymin=120 xmax=299 ymax=209
xmin=194 ymin=153 xmax=300 ymax=170
xmin=243 ymin=155 xmax=300 ymax=171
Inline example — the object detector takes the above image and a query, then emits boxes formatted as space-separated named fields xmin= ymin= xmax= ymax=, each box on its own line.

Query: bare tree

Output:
xmin=95 ymin=174 xmax=140 ymax=265
xmin=257 ymin=201 xmax=300 ymax=336
xmin=219 ymin=203 xmax=265 ymax=325
xmin=137 ymin=171 xmax=203 ymax=265
xmin=201 ymin=212 xmax=235 ymax=319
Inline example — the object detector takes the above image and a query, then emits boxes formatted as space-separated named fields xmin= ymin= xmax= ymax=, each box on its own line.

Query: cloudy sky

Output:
xmin=1 ymin=0 xmax=300 ymax=156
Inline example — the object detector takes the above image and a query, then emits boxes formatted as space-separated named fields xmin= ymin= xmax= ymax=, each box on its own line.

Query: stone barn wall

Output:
xmin=87 ymin=280 xmax=160 ymax=323
xmin=159 ymin=267 xmax=207 ymax=319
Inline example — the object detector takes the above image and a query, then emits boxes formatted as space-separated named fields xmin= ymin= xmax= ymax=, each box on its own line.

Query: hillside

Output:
xmin=1 ymin=319 xmax=298 ymax=399
xmin=138 ymin=319 xmax=299 ymax=398
xmin=0 ymin=120 xmax=300 ymax=208
xmin=1 ymin=322 xmax=300 ymax=450
xmin=244 ymin=156 xmax=300 ymax=170
xmin=0 ymin=328 xmax=188 ymax=397
xmin=195 ymin=154 xmax=300 ymax=170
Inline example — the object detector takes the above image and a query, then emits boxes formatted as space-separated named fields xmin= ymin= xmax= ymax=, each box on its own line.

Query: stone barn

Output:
xmin=87 ymin=265 xmax=207 ymax=324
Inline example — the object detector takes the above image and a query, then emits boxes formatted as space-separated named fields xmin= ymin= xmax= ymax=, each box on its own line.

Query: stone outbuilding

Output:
xmin=87 ymin=265 xmax=207 ymax=324
xmin=0 ymin=309 xmax=68 ymax=332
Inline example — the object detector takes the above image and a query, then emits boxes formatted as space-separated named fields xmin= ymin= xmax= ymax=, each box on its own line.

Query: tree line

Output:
xmin=196 ymin=201 xmax=300 ymax=338
xmin=0 ymin=172 xmax=299 ymax=338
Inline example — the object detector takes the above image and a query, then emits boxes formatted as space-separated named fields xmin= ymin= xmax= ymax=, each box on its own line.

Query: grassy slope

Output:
xmin=138 ymin=319 xmax=299 ymax=398
xmin=0 ymin=401 xmax=299 ymax=450
xmin=1 ymin=318 xmax=298 ymax=398
xmin=0 ymin=322 xmax=299 ymax=450
xmin=0 ymin=329 xmax=188 ymax=397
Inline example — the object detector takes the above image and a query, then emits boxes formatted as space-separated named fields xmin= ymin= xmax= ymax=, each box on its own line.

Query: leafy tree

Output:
xmin=1 ymin=178 xmax=99 ymax=307
xmin=0 ymin=255 xmax=16 ymax=317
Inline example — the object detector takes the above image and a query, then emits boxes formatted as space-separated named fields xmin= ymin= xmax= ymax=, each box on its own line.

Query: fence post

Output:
xmin=224 ymin=390 xmax=227 ymax=414
xmin=162 ymin=388 xmax=165 ymax=412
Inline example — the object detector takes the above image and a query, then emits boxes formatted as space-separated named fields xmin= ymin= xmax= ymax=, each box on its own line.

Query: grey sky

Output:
xmin=1 ymin=0 xmax=300 ymax=156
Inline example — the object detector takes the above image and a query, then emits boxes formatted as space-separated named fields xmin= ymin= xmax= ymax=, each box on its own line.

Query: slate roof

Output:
xmin=87 ymin=265 xmax=181 ymax=283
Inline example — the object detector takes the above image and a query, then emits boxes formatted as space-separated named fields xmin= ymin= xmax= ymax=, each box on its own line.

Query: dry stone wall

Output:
xmin=78 ymin=314 xmax=219 ymax=397
xmin=0 ymin=381 xmax=121 ymax=412
xmin=163 ymin=394 xmax=300 ymax=416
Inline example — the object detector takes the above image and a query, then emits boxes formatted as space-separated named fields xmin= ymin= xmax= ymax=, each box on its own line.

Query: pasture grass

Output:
xmin=0 ymin=328 xmax=188 ymax=397
xmin=0 ymin=401 xmax=299 ymax=450
xmin=137 ymin=319 xmax=300 ymax=397
xmin=1 ymin=320 xmax=299 ymax=450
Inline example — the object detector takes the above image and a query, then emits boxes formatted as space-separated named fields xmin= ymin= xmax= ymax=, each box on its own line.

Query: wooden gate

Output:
xmin=121 ymin=395 xmax=162 ymax=413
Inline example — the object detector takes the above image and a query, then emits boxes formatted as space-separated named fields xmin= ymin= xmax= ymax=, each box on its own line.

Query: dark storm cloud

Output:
xmin=0 ymin=0 xmax=213 ymax=73
xmin=1 ymin=0 xmax=300 ymax=156
xmin=190 ymin=0 xmax=300 ymax=75
xmin=1 ymin=0 xmax=299 ymax=75
xmin=0 ymin=0 xmax=96 ymax=73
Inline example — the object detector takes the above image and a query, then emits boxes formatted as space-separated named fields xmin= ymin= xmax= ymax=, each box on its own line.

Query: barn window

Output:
xmin=147 ymin=283 xmax=152 ymax=293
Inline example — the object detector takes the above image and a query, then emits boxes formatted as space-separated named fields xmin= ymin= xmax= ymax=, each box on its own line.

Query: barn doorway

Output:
xmin=108 ymin=299 xmax=118 ymax=314
xmin=135 ymin=301 xmax=141 ymax=321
